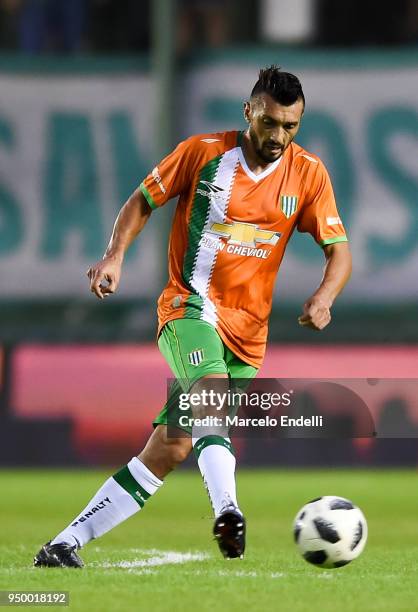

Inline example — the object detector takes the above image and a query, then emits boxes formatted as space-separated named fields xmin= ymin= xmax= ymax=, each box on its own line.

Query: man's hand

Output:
xmin=86 ymin=188 xmax=152 ymax=299
xmin=87 ymin=256 xmax=122 ymax=300
xmin=298 ymin=242 xmax=352 ymax=331
xmin=298 ymin=295 xmax=332 ymax=331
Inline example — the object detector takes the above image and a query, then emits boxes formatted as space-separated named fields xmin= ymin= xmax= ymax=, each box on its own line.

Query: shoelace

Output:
xmin=219 ymin=504 xmax=241 ymax=515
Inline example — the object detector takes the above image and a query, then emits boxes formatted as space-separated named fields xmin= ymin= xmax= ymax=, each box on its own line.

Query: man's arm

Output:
xmin=87 ymin=188 xmax=152 ymax=299
xmin=298 ymin=241 xmax=352 ymax=330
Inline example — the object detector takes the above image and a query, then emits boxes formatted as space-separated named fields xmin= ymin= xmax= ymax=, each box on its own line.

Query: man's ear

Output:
xmin=243 ymin=101 xmax=251 ymax=123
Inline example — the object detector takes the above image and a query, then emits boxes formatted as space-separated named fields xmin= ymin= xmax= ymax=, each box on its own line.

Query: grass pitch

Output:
xmin=0 ymin=468 xmax=417 ymax=612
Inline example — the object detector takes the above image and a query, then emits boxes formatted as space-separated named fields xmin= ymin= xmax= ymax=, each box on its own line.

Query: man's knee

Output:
xmin=138 ymin=425 xmax=192 ymax=478
xmin=161 ymin=430 xmax=191 ymax=464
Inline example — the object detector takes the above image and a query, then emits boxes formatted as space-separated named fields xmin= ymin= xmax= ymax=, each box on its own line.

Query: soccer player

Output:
xmin=34 ymin=66 xmax=351 ymax=568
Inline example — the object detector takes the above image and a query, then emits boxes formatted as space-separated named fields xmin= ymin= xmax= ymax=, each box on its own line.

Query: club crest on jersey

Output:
xmin=188 ymin=349 xmax=204 ymax=366
xmin=208 ymin=221 xmax=280 ymax=248
xmin=280 ymin=195 xmax=298 ymax=218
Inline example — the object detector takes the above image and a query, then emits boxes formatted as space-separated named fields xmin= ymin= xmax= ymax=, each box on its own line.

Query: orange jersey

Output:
xmin=140 ymin=131 xmax=347 ymax=368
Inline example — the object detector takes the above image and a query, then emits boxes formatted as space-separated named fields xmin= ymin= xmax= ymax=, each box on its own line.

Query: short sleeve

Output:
xmin=297 ymin=160 xmax=348 ymax=247
xmin=139 ymin=137 xmax=198 ymax=210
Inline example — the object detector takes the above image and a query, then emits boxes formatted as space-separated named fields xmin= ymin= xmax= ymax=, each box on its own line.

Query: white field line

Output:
xmin=99 ymin=550 xmax=210 ymax=570
xmin=87 ymin=549 xmax=335 ymax=580
xmin=216 ymin=570 xmax=258 ymax=578
xmin=182 ymin=569 xmax=286 ymax=579
xmin=315 ymin=572 xmax=334 ymax=579
xmin=216 ymin=570 xmax=287 ymax=579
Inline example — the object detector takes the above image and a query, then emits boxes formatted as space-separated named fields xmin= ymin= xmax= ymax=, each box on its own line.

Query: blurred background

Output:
xmin=0 ymin=0 xmax=417 ymax=467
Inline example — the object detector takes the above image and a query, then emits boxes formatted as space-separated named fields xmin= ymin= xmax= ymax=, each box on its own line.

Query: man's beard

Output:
xmin=249 ymin=128 xmax=283 ymax=164
xmin=256 ymin=146 xmax=282 ymax=164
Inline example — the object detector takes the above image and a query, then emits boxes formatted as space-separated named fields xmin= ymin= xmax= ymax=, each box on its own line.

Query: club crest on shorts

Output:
xmin=188 ymin=349 xmax=204 ymax=366
xmin=280 ymin=195 xmax=298 ymax=218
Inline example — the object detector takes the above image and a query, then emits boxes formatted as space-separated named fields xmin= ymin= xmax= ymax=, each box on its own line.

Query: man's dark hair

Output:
xmin=251 ymin=65 xmax=305 ymax=108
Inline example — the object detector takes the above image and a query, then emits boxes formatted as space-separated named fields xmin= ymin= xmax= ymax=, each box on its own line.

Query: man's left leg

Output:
xmin=156 ymin=320 xmax=255 ymax=558
xmin=200 ymin=347 xmax=257 ymax=558
xmin=192 ymin=346 xmax=258 ymax=520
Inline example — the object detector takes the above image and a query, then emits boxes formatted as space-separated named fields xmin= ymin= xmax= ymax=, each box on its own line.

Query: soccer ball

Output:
xmin=293 ymin=496 xmax=367 ymax=569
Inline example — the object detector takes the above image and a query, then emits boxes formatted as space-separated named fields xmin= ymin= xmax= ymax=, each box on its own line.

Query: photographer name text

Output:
xmin=179 ymin=415 xmax=323 ymax=428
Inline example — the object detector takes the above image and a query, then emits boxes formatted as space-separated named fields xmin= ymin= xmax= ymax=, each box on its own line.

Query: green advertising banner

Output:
xmin=0 ymin=68 xmax=162 ymax=299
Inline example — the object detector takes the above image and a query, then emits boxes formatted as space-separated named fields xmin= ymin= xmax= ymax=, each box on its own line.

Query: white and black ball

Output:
xmin=293 ymin=496 xmax=367 ymax=569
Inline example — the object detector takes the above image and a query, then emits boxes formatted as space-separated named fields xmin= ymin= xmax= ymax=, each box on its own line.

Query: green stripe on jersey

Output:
xmin=139 ymin=182 xmax=158 ymax=210
xmin=320 ymin=236 xmax=348 ymax=247
xmin=113 ymin=465 xmax=151 ymax=508
xmin=183 ymin=294 xmax=204 ymax=318
xmin=183 ymin=155 xmax=222 ymax=317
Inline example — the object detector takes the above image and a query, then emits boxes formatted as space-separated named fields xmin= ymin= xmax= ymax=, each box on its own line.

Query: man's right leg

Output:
xmin=34 ymin=425 xmax=191 ymax=568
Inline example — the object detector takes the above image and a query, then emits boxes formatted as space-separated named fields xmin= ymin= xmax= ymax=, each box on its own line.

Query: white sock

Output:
xmin=193 ymin=436 xmax=241 ymax=517
xmin=51 ymin=458 xmax=162 ymax=548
